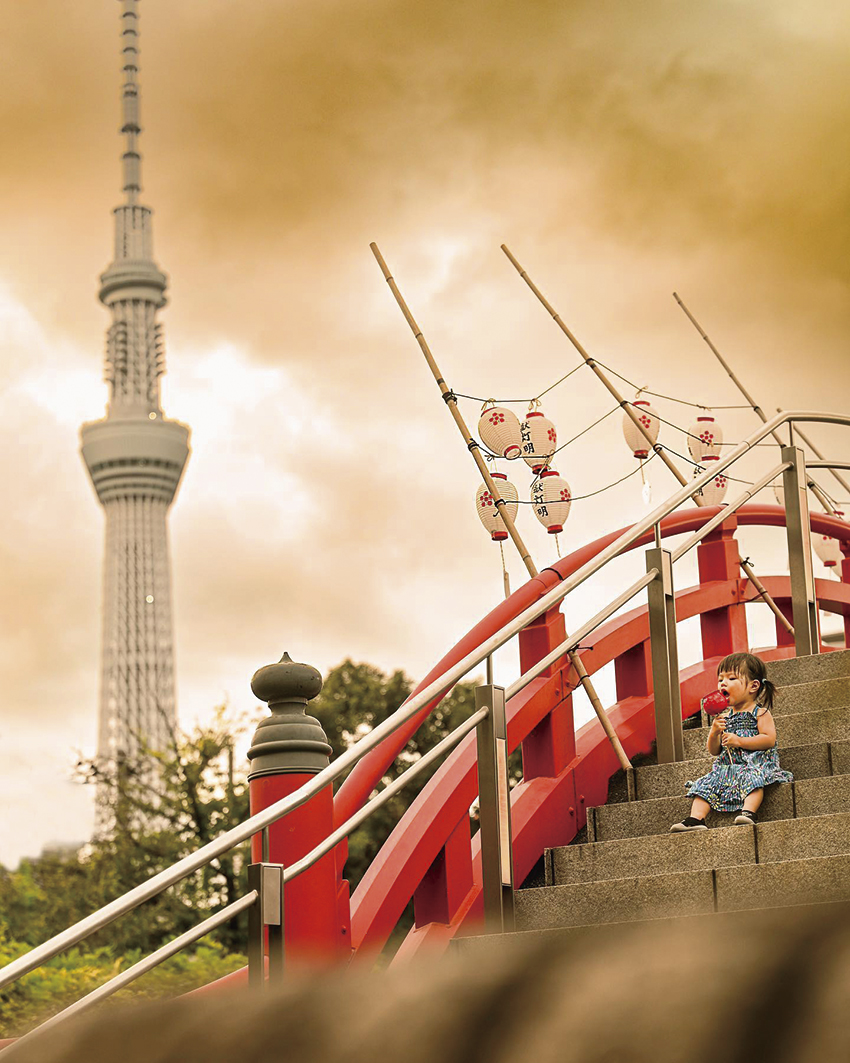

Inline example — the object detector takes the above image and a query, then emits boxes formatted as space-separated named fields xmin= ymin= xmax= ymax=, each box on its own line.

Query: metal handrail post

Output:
xmin=781 ymin=447 xmax=820 ymax=656
xmin=646 ymin=547 xmax=685 ymax=763
xmin=475 ymin=685 xmax=515 ymax=933
xmin=247 ymin=863 xmax=285 ymax=990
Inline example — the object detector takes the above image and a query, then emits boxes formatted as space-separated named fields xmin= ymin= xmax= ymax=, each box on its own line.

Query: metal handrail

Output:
xmin=2 ymin=410 xmax=848 ymax=995
xmin=284 ymin=708 xmax=488 ymax=882
xmin=8 ymin=892 xmax=259 ymax=1053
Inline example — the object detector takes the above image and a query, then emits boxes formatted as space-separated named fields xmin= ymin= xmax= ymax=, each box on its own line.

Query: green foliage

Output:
xmin=0 ymin=928 xmax=245 ymax=1038
xmin=0 ymin=660 xmax=505 ymax=1035
xmin=309 ymin=659 xmax=498 ymax=886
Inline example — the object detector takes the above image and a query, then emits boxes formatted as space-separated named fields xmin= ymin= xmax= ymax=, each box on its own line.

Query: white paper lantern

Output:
xmin=813 ymin=510 xmax=845 ymax=568
xmin=520 ymin=411 xmax=557 ymax=472
xmin=475 ymin=473 xmax=519 ymax=541
xmin=478 ymin=405 xmax=522 ymax=460
xmin=531 ymin=469 xmax=572 ymax=534
xmin=687 ymin=413 xmax=723 ymax=463
xmin=623 ymin=399 xmax=659 ymax=459
xmin=693 ymin=454 xmax=728 ymax=507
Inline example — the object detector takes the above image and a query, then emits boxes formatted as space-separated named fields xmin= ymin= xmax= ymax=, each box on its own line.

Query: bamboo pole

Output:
xmin=370 ymin=242 xmax=538 ymax=579
xmin=371 ymin=242 xmax=633 ymax=776
xmin=502 ymin=245 xmax=794 ymax=637
xmin=673 ymin=293 xmax=787 ymax=447
xmin=673 ymin=293 xmax=837 ymax=516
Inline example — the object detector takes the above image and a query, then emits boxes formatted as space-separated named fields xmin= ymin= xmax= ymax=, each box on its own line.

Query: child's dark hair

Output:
xmin=717 ymin=652 xmax=776 ymax=712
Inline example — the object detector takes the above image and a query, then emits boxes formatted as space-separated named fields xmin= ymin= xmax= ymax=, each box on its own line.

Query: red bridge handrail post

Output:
xmin=247 ymin=653 xmax=344 ymax=963
xmin=519 ymin=604 xmax=575 ymax=779
xmin=696 ymin=513 xmax=749 ymax=659
xmin=842 ymin=545 xmax=850 ymax=649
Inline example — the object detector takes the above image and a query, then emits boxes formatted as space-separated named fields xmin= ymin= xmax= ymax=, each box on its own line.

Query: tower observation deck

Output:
xmin=81 ymin=0 xmax=190 ymax=812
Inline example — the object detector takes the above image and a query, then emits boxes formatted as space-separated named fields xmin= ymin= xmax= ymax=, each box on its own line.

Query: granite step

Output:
xmin=515 ymin=866 xmax=716 ymax=932
xmin=793 ymin=773 xmax=850 ymax=817
xmin=773 ymin=675 xmax=850 ymax=715
xmin=767 ymin=649 xmax=850 ymax=687
xmin=548 ymin=825 xmax=756 ymax=886
xmin=589 ymin=771 xmax=850 ymax=842
xmin=715 ymin=853 xmax=850 ymax=912
xmin=547 ymin=811 xmax=850 ymax=886
xmin=634 ymin=741 xmax=833 ymax=802
xmin=517 ymin=852 xmax=850 ymax=932
xmin=683 ymin=706 xmax=850 ymax=758
xmin=756 ymin=811 xmax=850 ymax=865
xmin=455 ymin=899 xmax=850 ymax=957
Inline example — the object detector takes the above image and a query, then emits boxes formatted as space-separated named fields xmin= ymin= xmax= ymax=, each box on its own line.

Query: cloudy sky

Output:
xmin=1 ymin=0 xmax=848 ymax=865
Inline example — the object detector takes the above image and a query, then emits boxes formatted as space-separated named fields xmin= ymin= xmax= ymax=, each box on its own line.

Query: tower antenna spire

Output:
xmin=81 ymin=0 xmax=191 ymax=832
xmin=119 ymin=0 xmax=143 ymax=204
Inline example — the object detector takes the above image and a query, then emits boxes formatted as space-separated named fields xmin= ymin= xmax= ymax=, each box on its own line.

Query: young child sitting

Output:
xmin=670 ymin=651 xmax=792 ymax=831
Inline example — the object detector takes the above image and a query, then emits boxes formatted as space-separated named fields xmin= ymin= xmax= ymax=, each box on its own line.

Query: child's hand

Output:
xmin=721 ymin=732 xmax=740 ymax=749
xmin=710 ymin=716 xmax=727 ymax=735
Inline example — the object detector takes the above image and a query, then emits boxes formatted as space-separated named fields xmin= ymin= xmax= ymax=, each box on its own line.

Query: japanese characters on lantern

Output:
xmin=520 ymin=410 xmax=557 ymax=472
xmin=531 ymin=469 xmax=572 ymax=533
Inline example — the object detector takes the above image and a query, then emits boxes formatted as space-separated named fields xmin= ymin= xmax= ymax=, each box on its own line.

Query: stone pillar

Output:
xmin=248 ymin=652 xmax=342 ymax=962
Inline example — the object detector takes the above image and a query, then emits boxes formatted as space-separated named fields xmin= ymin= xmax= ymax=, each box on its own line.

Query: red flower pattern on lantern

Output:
xmin=478 ymin=404 xmax=522 ymax=460
xmin=475 ymin=474 xmax=519 ymax=541
xmin=622 ymin=399 xmax=660 ymax=459
xmin=688 ymin=413 xmax=723 ymax=463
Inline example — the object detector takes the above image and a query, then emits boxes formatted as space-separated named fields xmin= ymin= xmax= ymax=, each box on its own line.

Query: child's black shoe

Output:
xmin=669 ymin=816 xmax=707 ymax=832
xmin=733 ymin=810 xmax=758 ymax=825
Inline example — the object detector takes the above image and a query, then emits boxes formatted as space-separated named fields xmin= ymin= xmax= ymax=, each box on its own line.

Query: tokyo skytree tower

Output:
xmin=81 ymin=0 xmax=190 ymax=795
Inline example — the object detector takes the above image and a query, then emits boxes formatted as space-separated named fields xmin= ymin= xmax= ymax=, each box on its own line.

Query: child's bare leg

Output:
xmin=690 ymin=797 xmax=711 ymax=820
xmin=743 ymin=788 xmax=764 ymax=813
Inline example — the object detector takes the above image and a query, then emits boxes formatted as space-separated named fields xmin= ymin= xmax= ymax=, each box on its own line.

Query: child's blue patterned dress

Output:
xmin=686 ymin=708 xmax=792 ymax=811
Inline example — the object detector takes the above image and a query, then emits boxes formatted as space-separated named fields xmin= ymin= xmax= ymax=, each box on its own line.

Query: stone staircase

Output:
xmin=466 ymin=649 xmax=850 ymax=947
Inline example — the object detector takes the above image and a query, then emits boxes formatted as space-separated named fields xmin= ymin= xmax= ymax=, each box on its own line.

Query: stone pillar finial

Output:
xmin=247 ymin=653 xmax=332 ymax=779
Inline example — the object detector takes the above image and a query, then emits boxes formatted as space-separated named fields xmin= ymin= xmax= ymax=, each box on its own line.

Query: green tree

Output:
xmin=0 ymin=659 xmax=506 ymax=1033
xmin=309 ymin=660 xmax=493 ymax=886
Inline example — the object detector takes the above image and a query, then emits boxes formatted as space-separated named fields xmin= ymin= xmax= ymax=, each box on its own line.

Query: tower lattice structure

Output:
xmin=81 ymin=0 xmax=190 ymax=817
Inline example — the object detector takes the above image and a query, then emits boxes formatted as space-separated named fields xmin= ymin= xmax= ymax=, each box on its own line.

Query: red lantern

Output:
xmin=475 ymin=473 xmax=519 ymax=541
xmin=531 ymin=469 xmax=571 ymax=534
xmin=622 ymin=399 xmax=659 ymax=459
xmin=478 ymin=404 xmax=522 ymax=460
xmin=520 ymin=411 xmax=557 ymax=473
xmin=687 ymin=413 xmax=723 ymax=463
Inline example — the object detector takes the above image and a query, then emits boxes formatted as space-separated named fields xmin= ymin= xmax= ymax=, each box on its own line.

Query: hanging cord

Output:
xmin=476 ymin=402 xmax=622 ymax=463
xmin=520 ymin=452 xmax=659 ymax=504
xmin=499 ymin=541 xmax=511 ymax=598
xmin=622 ymin=399 xmax=780 ymax=452
xmin=656 ymin=441 xmax=756 ymax=487
xmin=551 ymin=403 xmax=621 ymax=457
xmin=453 ymin=361 xmax=588 ymax=405
xmin=592 ymin=358 xmax=753 ymax=410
